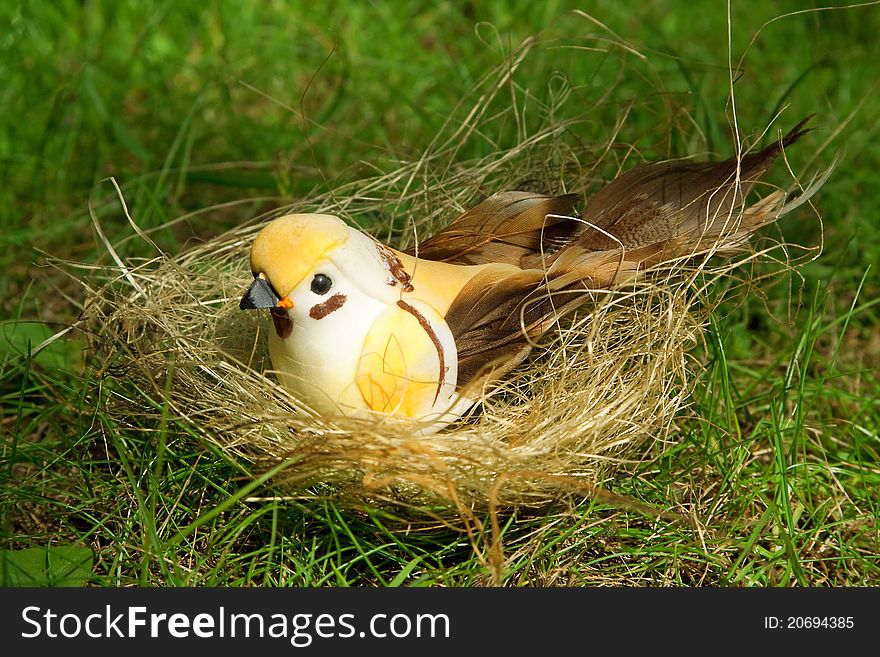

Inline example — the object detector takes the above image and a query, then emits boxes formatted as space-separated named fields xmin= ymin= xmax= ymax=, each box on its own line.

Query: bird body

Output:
xmin=240 ymin=119 xmax=815 ymax=432
xmin=246 ymin=214 xmax=483 ymax=427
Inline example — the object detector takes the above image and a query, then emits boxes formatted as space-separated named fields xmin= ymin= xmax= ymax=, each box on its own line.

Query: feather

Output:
xmin=408 ymin=192 xmax=581 ymax=266
xmin=574 ymin=116 xmax=813 ymax=251
xmin=447 ymin=247 xmax=654 ymax=386
xmin=440 ymin=118 xmax=818 ymax=389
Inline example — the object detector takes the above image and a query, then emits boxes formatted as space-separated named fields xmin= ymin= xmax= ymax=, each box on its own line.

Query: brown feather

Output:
xmin=447 ymin=266 xmax=571 ymax=385
xmin=574 ymin=116 xmax=812 ymax=251
xmin=437 ymin=118 xmax=814 ymax=388
xmin=407 ymin=192 xmax=581 ymax=266
xmin=448 ymin=248 xmax=651 ymax=387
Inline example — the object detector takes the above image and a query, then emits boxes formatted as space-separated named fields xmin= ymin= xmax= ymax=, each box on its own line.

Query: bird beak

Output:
xmin=239 ymin=277 xmax=281 ymax=310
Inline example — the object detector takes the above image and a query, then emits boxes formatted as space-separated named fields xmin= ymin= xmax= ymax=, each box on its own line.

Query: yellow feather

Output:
xmin=356 ymin=303 xmax=445 ymax=418
xmin=249 ymin=214 xmax=348 ymax=297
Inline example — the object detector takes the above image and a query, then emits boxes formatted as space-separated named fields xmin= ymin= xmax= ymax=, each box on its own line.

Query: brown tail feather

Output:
xmin=444 ymin=118 xmax=816 ymax=389
xmin=574 ymin=117 xmax=813 ymax=252
xmin=418 ymin=118 xmax=812 ymax=272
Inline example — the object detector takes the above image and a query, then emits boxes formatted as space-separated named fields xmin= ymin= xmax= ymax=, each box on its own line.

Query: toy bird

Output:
xmin=240 ymin=119 xmax=813 ymax=432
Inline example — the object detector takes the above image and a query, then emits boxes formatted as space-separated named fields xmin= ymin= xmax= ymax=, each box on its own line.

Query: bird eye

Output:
xmin=310 ymin=273 xmax=333 ymax=296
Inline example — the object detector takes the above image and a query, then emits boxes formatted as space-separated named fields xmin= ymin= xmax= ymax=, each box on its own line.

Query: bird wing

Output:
xmin=446 ymin=118 xmax=815 ymax=388
xmin=446 ymin=251 xmax=651 ymax=388
xmin=355 ymin=299 xmax=457 ymax=419
xmin=407 ymin=191 xmax=581 ymax=266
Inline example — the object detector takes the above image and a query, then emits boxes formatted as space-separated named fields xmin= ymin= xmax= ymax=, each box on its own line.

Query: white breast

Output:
xmin=268 ymin=290 xmax=386 ymax=419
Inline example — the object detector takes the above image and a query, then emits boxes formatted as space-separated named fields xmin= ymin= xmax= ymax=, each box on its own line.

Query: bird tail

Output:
xmin=445 ymin=118 xmax=830 ymax=388
xmin=572 ymin=116 xmax=815 ymax=257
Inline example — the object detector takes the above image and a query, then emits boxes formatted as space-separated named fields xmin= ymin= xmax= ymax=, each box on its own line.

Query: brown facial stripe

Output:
xmin=396 ymin=299 xmax=445 ymax=405
xmin=270 ymin=308 xmax=293 ymax=339
xmin=309 ymin=293 xmax=347 ymax=320
xmin=377 ymin=245 xmax=414 ymax=292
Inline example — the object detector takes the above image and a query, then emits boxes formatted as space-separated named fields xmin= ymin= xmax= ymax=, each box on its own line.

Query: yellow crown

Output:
xmin=249 ymin=214 xmax=349 ymax=297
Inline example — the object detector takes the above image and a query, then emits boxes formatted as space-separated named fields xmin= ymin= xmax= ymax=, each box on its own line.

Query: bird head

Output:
xmin=239 ymin=213 xmax=399 ymax=331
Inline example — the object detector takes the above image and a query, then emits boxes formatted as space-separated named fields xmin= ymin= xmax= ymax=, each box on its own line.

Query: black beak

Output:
xmin=239 ymin=276 xmax=281 ymax=310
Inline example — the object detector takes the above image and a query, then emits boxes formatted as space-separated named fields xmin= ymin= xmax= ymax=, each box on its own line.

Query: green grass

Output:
xmin=2 ymin=0 xmax=878 ymax=586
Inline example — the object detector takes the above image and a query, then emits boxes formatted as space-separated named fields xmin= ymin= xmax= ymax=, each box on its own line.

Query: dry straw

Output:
xmin=72 ymin=34 xmax=822 ymax=528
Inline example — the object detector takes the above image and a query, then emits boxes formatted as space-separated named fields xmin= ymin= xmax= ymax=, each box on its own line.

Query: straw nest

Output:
xmin=74 ymin=39 xmax=815 ymax=522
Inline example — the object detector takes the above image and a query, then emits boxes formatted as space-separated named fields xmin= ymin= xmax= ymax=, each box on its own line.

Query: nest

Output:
xmin=72 ymin=38 xmax=812 ymax=524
